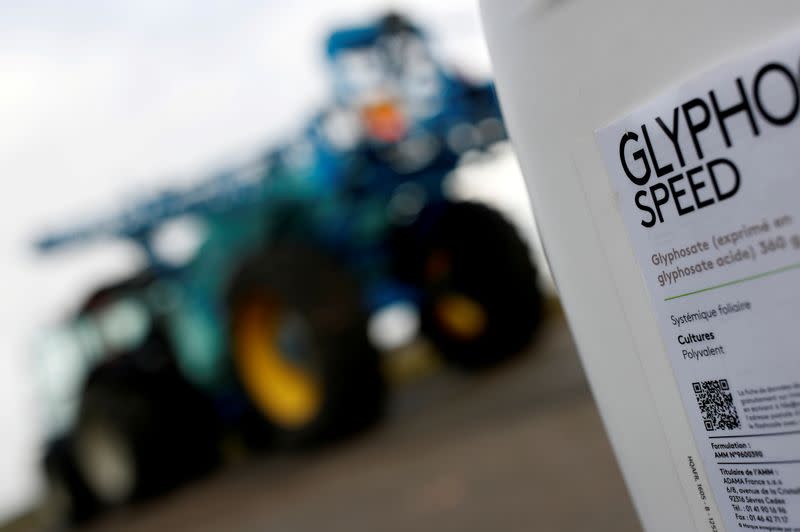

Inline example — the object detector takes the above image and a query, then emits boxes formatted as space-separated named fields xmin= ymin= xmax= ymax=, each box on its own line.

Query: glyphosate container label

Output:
xmin=597 ymin=32 xmax=800 ymax=532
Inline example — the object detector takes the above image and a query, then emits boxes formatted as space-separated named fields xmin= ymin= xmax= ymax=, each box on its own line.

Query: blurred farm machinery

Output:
xmin=35 ymin=13 xmax=542 ymax=521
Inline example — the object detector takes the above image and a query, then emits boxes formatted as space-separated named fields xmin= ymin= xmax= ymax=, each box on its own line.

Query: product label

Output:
xmin=597 ymin=33 xmax=800 ymax=532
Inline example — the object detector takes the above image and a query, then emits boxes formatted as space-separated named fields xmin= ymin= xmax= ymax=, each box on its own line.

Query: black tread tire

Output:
xmin=228 ymin=245 xmax=386 ymax=447
xmin=77 ymin=271 xmax=155 ymax=314
xmin=42 ymin=436 xmax=101 ymax=524
xmin=43 ymin=273 xmax=219 ymax=522
xmin=73 ymin=337 xmax=220 ymax=506
xmin=412 ymin=201 xmax=543 ymax=368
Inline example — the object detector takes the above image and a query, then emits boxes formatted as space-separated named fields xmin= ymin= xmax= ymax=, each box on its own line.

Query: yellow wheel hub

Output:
xmin=232 ymin=297 xmax=322 ymax=430
xmin=434 ymin=293 xmax=488 ymax=341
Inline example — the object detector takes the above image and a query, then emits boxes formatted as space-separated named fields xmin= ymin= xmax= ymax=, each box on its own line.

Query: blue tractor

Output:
xmin=37 ymin=14 xmax=542 ymax=520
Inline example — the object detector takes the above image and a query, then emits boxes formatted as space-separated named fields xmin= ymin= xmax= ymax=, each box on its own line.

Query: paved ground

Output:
xmin=75 ymin=314 xmax=641 ymax=532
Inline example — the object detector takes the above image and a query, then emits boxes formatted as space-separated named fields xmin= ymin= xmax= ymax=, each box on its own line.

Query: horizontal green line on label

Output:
xmin=664 ymin=261 xmax=800 ymax=301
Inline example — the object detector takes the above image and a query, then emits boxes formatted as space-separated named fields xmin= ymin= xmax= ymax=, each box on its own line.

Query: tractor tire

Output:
xmin=42 ymin=436 xmax=101 ymax=524
xmin=77 ymin=271 xmax=155 ymax=314
xmin=72 ymin=343 xmax=219 ymax=508
xmin=228 ymin=245 xmax=385 ymax=447
xmin=413 ymin=201 xmax=543 ymax=368
xmin=42 ymin=274 xmax=218 ymax=519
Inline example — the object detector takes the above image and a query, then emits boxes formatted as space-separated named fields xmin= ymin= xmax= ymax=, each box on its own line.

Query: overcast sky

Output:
xmin=0 ymin=0 xmax=502 ymax=520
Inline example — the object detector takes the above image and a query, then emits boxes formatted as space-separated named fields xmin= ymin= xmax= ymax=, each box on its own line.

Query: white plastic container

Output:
xmin=481 ymin=2 xmax=800 ymax=531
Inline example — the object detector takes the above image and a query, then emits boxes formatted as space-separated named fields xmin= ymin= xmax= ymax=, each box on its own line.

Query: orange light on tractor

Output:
xmin=362 ymin=100 xmax=407 ymax=143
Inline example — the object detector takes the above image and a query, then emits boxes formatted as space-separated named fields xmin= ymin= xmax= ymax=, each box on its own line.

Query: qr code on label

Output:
xmin=693 ymin=379 xmax=740 ymax=431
